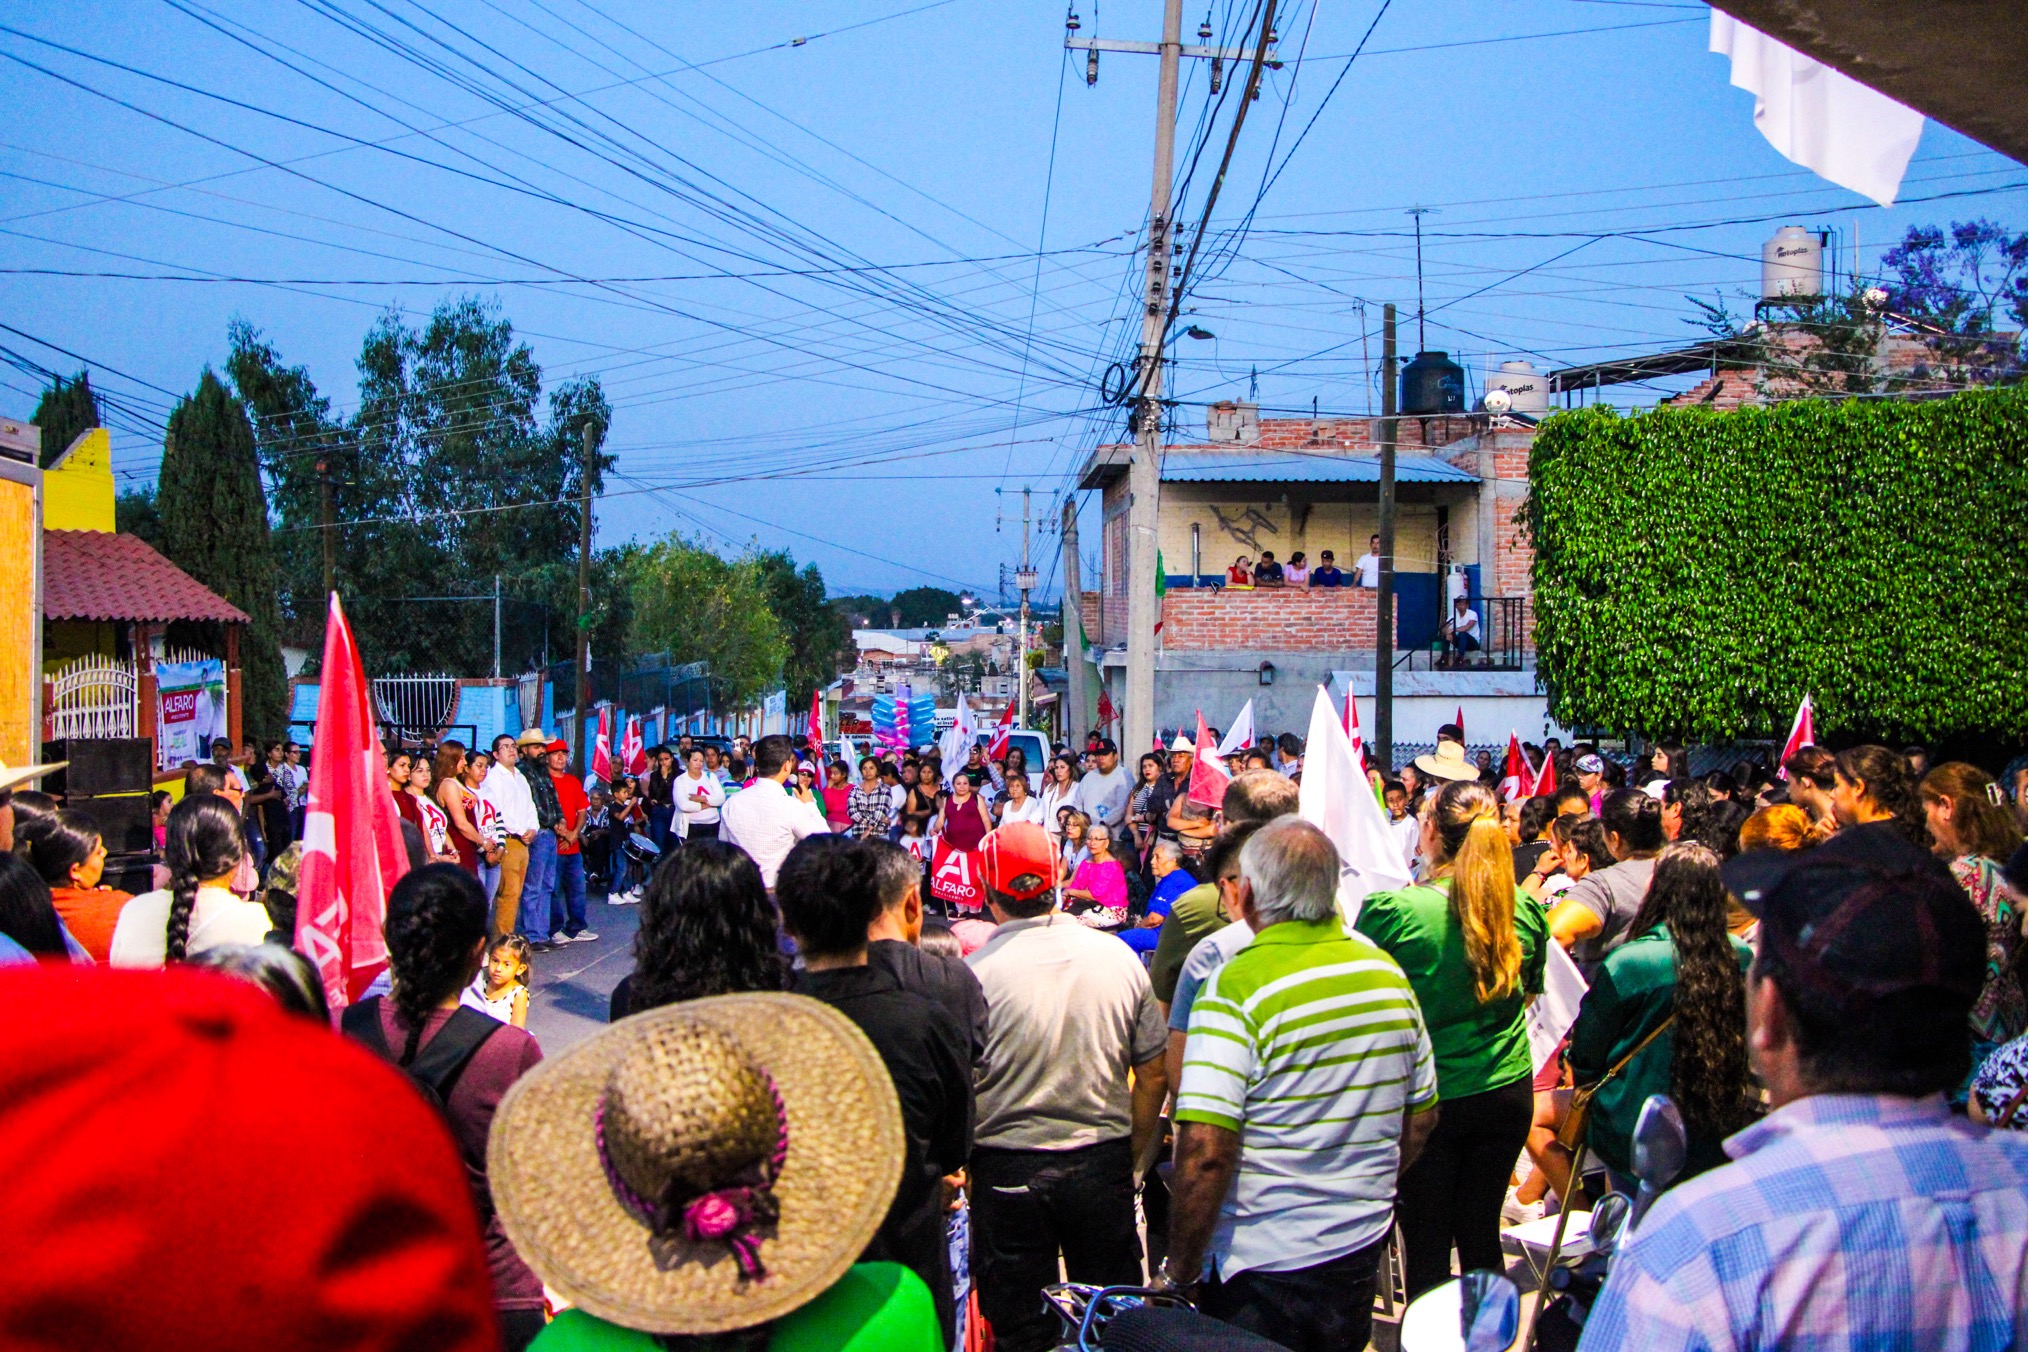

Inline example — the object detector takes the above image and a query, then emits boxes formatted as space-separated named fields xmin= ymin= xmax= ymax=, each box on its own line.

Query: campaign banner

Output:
xmin=928 ymin=837 xmax=984 ymax=915
xmin=156 ymin=658 xmax=228 ymax=769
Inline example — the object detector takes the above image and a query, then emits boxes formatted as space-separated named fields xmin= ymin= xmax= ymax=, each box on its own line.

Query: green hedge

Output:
xmin=1527 ymin=387 xmax=2027 ymax=743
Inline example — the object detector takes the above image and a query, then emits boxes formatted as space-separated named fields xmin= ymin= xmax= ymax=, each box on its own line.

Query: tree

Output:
xmin=830 ymin=593 xmax=894 ymax=627
xmin=115 ymin=485 xmax=161 ymax=548
xmin=158 ymin=370 xmax=289 ymax=738
xmin=31 ymin=371 xmax=98 ymax=467
xmin=755 ymin=550 xmax=852 ymax=705
xmin=889 ymin=586 xmax=963 ymax=628
xmin=1882 ymin=219 xmax=2027 ymax=387
xmin=628 ymin=536 xmax=788 ymax=710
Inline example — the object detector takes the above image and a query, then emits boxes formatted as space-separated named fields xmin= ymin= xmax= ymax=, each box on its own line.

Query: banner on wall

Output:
xmin=156 ymin=658 xmax=228 ymax=769
xmin=762 ymin=690 xmax=788 ymax=735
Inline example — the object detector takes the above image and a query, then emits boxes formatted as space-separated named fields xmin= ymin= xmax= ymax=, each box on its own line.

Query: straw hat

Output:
xmin=1169 ymin=733 xmax=1195 ymax=753
xmin=515 ymin=727 xmax=551 ymax=748
xmin=488 ymin=993 xmax=903 ymax=1336
xmin=1413 ymin=741 xmax=1480 ymax=782
xmin=0 ymin=756 xmax=65 ymax=795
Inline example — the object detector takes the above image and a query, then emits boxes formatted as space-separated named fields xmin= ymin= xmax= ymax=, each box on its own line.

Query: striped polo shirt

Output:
xmin=1175 ymin=916 xmax=1437 ymax=1278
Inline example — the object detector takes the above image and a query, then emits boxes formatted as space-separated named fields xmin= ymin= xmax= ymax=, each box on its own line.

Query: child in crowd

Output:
xmin=462 ymin=934 xmax=533 ymax=1028
xmin=899 ymin=813 xmax=934 ymax=866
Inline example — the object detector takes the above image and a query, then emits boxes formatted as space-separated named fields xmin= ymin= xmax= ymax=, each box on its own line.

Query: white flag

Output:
xmin=1525 ymin=940 xmax=1588 ymax=1074
xmin=1216 ymin=698 xmax=1256 ymax=759
xmin=1710 ymin=12 xmax=1922 ymax=207
xmin=1300 ymin=685 xmax=1414 ymax=931
xmin=939 ymin=694 xmax=978 ymax=787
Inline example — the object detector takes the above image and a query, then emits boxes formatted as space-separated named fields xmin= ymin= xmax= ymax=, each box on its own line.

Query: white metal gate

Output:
xmin=374 ymin=673 xmax=460 ymax=742
xmin=46 ymin=654 xmax=138 ymax=740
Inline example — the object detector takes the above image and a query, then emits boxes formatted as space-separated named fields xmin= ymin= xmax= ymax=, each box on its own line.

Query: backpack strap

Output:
xmin=406 ymin=1006 xmax=503 ymax=1106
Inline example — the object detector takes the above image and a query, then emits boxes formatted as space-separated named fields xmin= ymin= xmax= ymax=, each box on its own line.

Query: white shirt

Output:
xmin=482 ymin=761 xmax=539 ymax=836
xmin=1075 ymin=765 xmax=1130 ymax=828
xmin=110 ymin=886 xmax=272 ymax=967
xmin=1040 ymin=782 xmax=1078 ymax=840
xmin=674 ymin=770 xmax=726 ymax=833
xmin=275 ymin=761 xmax=308 ymax=810
xmin=1354 ymin=552 xmax=1381 ymax=588
xmin=1448 ymin=607 xmax=1481 ymax=639
xmin=720 ymin=775 xmax=828 ymax=887
xmin=997 ymin=793 xmax=1048 ymax=828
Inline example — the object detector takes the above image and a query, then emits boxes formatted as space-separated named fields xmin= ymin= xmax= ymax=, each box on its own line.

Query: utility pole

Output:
xmin=493 ymin=574 xmax=502 ymax=680
xmin=316 ymin=452 xmax=335 ymax=600
xmin=1376 ymin=304 xmax=1398 ymax=770
xmin=1060 ymin=494 xmax=1090 ymax=744
xmin=573 ymin=419 xmax=601 ymax=775
xmin=1015 ymin=487 xmax=1038 ymax=730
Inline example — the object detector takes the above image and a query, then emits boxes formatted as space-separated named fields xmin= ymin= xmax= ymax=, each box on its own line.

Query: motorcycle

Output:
xmin=1397 ymin=1092 xmax=1688 ymax=1352
xmin=1040 ymin=1283 xmax=1288 ymax=1351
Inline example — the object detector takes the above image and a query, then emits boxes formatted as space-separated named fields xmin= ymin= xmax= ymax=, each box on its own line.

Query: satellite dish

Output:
xmin=1483 ymin=387 xmax=1513 ymax=415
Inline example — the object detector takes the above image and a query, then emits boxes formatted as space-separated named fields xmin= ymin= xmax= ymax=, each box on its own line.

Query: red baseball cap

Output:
xmin=0 ymin=966 xmax=499 ymax=1352
xmin=981 ymin=822 xmax=1057 ymax=902
xmin=546 ymin=738 xmax=569 ymax=754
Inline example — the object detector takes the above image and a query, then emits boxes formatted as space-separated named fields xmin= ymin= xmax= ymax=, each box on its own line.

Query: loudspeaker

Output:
xmin=40 ymin=739 xmax=154 ymax=797
xmin=68 ymin=793 xmax=155 ymax=856
xmin=101 ymin=852 xmax=157 ymax=897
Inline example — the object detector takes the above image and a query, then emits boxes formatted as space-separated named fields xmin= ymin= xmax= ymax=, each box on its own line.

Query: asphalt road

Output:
xmin=524 ymin=887 xmax=641 ymax=1054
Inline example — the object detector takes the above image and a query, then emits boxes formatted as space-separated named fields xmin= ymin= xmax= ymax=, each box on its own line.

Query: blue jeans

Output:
xmin=552 ymin=850 xmax=588 ymax=937
xmin=520 ymin=831 xmax=559 ymax=944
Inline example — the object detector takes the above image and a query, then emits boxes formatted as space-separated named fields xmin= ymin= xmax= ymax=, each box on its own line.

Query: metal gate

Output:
xmin=45 ymin=654 xmax=138 ymax=739
xmin=373 ymin=674 xmax=460 ymax=745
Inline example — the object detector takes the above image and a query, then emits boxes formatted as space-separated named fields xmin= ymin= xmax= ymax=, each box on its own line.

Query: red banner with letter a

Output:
xmin=929 ymin=838 xmax=985 ymax=916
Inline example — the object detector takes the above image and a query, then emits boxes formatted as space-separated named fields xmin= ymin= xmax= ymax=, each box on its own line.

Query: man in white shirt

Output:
xmin=719 ymin=733 xmax=828 ymax=889
xmin=1353 ymin=534 xmax=1382 ymax=589
xmin=1441 ymin=594 xmax=1482 ymax=666
xmin=480 ymin=733 xmax=540 ymax=939
xmin=1073 ymin=738 xmax=1129 ymax=829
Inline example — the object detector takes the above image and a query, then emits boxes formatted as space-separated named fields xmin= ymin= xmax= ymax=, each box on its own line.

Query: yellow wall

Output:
xmin=44 ymin=427 xmax=115 ymax=532
xmin=0 ymin=475 xmax=37 ymax=767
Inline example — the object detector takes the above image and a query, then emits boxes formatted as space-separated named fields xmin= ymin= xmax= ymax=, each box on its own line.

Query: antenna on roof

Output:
xmin=1407 ymin=207 xmax=1435 ymax=352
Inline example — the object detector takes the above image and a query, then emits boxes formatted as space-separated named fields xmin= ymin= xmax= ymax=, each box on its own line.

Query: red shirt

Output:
xmin=554 ymin=774 xmax=589 ymax=855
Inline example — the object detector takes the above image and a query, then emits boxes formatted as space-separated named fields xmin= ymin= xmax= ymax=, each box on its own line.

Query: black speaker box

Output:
xmin=40 ymin=739 xmax=155 ymax=797
xmin=68 ymin=793 xmax=155 ymax=856
xmin=101 ymin=852 xmax=158 ymax=897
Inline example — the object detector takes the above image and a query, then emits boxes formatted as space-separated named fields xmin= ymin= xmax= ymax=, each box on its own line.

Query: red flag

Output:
xmin=1498 ymin=731 xmax=1530 ymax=801
xmin=591 ymin=704 xmax=614 ymax=784
xmin=807 ymin=688 xmax=825 ymax=760
xmin=987 ymin=701 xmax=1016 ymax=761
xmin=296 ymin=595 xmax=406 ymax=1013
xmin=621 ymin=715 xmax=647 ymax=776
xmin=1454 ymin=705 xmax=1466 ymax=741
xmin=1776 ymin=694 xmax=1815 ymax=778
xmin=1344 ymin=687 xmax=1368 ymax=775
xmin=1096 ymin=686 xmax=1116 ymax=729
xmin=1531 ymin=744 xmax=1558 ymax=798
xmin=1188 ymin=710 xmax=1231 ymax=809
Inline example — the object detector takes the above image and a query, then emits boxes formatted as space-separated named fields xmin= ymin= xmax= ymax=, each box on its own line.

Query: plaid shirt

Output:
xmin=1581 ymin=1093 xmax=2026 ymax=1352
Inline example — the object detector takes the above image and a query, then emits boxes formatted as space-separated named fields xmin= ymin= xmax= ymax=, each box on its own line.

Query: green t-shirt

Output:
xmin=530 ymin=1263 xmax=942 ymax=1352
xmin=1150 ymin=881 xmax=1225 ymax=1004
xmin=1566 ymin=925 xmax=1753 ymax=1177
xmin=1353 ymin=881 xmax=1547 ymax=1100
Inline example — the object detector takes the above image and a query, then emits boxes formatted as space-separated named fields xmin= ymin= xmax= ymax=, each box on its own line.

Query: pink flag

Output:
xmin=296 ymin=595 xmax=407 ymax=1013
xmin=1188 ymin=710 xmax=1232 ymax=809
xmin=591 ymin=704 xmax=614 ymax=784
xmin=621 ymin=715 xmax=647 ymax=776
xmin=807 ymin=688 xmax=825 ymax=760
xmin=1776 ymin=694 xmax=1816 ymax=778
xmin=1499 ymin=732 xmax=1531 ymax=802
xmin=987 ymin=701 xmax=1016 ymax=761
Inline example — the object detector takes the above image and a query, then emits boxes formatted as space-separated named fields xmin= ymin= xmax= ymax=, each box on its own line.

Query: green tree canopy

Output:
xmin=31 ymin=371 xmax=98 ymax=468
xmin=889 ymin=586 xmax=963 ymax=628
xmin=1527 ymin=388 xmax=2027 ymax=745
xmin=755 ymin=550 xmax=852 ymax=705
xmin=158 ymin=370 xmax=288 ymax=738
xmin=627 ymin=537 xmax=788 ymax=710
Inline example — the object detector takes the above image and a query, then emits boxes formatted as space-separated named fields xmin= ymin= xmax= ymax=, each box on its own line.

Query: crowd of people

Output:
xmin=0 ymin=714 xmax=2023 ymax=1352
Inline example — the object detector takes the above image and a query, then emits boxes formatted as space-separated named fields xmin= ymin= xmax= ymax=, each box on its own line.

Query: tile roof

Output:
xmin=43 ymin=529 xmax=251 ymax=625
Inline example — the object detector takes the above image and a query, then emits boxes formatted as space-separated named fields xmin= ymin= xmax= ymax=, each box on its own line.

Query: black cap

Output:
xmin=1092 ymin=737 xmax=1118 ymax=754
xmin=1723 ymin=833 xmax=1984 ymax=1007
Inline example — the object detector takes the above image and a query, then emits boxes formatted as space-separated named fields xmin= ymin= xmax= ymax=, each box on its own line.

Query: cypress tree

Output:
xmin=158 ymin=370 xmax=288 ymax=739
xmin=31 ymin=371 xmax=99 ymax=467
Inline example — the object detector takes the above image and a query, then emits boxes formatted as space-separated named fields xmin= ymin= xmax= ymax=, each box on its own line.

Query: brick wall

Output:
xmin=1161 ymin=587 xmax=1379 ymax=652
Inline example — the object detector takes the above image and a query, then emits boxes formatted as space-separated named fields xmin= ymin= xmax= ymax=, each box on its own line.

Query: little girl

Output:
xmin=462 ymin=934 xmax=532 ymax=1028
xmin=899 ymin=814 xmax=934 ymax=865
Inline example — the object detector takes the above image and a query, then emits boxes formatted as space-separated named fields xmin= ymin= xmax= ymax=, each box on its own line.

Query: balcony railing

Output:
xmin=1395 ymin=596 xmax=1528 ymax=672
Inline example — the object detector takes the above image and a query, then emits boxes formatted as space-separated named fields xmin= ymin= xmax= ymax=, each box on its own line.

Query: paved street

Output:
xmin=525 ymin=890 xmax=640 ymax=1054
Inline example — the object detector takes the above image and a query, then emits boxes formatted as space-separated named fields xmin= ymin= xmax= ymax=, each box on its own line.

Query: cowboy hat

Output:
xmin=488 ymin=993 xmax=902 ymax=1336
xmin=1413 ymin=741 xmax=1480 ymax=782
xmin=515 ymin=728 xmax=551 ymax=748
xmin=1168 ymin=733 xmax=1195 ymax=753
xmin=0 ymin=757 xmax=65 ymax=795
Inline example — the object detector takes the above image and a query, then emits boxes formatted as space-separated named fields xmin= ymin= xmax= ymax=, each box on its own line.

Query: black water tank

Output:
xmin=1400 ymin=350 xmax=1465 ymax=415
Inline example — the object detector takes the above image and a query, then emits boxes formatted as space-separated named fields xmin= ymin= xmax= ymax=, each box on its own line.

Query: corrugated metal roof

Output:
xmin=43 ymin=530 xmax=251 ymax=624
xmin=1159 ymin=451 xmax=1477 ymax=484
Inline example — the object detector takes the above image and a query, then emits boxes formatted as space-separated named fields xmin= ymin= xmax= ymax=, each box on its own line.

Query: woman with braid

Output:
xmin=110 ymin=794 xmax=270 ymax=967
xmin=340 ymin=864 xmax=548 ymax=1349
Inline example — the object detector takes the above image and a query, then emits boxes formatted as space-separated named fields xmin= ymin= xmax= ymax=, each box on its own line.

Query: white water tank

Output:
xmin=1486 ymin=360 xmax=1548 ymax=416
xmin=1762 ymin=226 xmax=1823 ymax=300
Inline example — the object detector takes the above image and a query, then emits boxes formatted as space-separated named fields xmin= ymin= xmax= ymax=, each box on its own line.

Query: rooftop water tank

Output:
xmin=1762 ymin=226 xmax=1823 ymax=300
xmin=1485 ymin=360 xmax=1548 ymax=416
xmin=1400 ymin=351 xmax=1465 ymax=415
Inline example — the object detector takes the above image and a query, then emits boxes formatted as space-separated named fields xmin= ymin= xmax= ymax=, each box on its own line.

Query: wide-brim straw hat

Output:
xmin=1414 ymin=740 xmax=1480 ymax=782
xmin=488 ymin=993 xmax=902 ymax=1336
xmin=516 ymin=727 xmax=552 ymax=748
xmin=0 ymin=757 xmax=65 ymax=794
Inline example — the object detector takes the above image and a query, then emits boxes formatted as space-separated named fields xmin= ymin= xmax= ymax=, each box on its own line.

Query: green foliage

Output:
xmin=755 ymin=550 xmax=852 ymax=705
xmin=1527 ymin=388 xmax=2027 ymax=743
xmin=158 ymin=370 xmax=288 ymax=738
xmin=830 ymin=593 xmax=893 ymax=628
xmin=627 ymin=536 xmax=789 ymax=710
xmin=115 ymin=485 xmax=161 ymax=549
xmin=889 ymin=586 xmax=963 ymax=627
xmin=30 ymin=371 xmax=98 ymax=468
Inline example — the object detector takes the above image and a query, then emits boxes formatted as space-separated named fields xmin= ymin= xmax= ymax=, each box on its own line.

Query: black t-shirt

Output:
xmin=867 ymin=938 xmax=990 ymax=1074
xmin=247 ymin=764 xmax=293 ymax=849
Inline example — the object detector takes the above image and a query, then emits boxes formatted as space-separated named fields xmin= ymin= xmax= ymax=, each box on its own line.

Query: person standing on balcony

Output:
xmin=1354 ymin=534 xmax=1382 ymax=589
xmin=1309 ymin=551 xmax=1344 ymax=587
xmin=1253 ymin=551 xmax=1285 ymax=587
xmin=1225 ymin=555 xmax=1255 ymax=588
xmin=1283 ymin=551 xmax=1310 ymax=587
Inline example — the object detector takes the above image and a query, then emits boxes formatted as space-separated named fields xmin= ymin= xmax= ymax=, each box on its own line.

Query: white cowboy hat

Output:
xmin=0 ymin=757 xmax=66 ymax=795
xmin=1413 ymin=741 xmax=1480 ymax=782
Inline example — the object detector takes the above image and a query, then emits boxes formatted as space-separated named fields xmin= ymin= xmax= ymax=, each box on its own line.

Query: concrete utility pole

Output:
xmin=492 ymin=574 xmax=502 ymax=680
xmin=1060 ymin=494 xmax=1089 ymax=744
xmin=1016 ymin=487 xmax=1038 ymax=730
xmin=573 ymin=419 xmax=600 ymax=774
xmin=316 ymin=451 xmax=334 ymax=600
xmin=1375 ymin=304 xmax=1398 ymax=770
